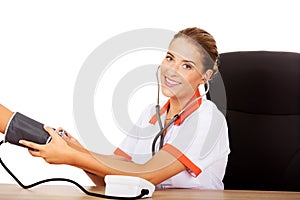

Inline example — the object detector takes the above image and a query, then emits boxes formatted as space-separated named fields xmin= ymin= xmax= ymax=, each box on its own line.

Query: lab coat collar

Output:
xmin=149 ymin=89 xmax=202 ymax=126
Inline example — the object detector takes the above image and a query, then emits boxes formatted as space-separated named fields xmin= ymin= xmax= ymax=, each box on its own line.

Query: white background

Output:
xmin=0 ymin=0 xmax=299 ymax=186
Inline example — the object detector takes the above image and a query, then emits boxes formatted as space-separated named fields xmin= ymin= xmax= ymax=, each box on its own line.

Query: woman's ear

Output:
xmin=200 ymin=69 xmax=214 ymax=84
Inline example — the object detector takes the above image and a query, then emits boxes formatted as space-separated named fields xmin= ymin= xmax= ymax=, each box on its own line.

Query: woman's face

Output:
xmin=160 ymin=37 xmax=205 ymax=101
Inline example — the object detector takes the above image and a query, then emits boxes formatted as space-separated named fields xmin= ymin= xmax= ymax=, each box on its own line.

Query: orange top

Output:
xmin=0 ymin=104 xmax=14 ymax=133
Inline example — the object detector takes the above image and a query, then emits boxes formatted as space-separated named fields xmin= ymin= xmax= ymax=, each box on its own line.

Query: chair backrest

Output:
xmin=209 ymin=51 xmax=300 ymax=191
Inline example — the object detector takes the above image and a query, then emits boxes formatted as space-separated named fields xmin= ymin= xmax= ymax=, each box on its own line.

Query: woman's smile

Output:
xmin=164 ymin=76 xmax=181 ymax=87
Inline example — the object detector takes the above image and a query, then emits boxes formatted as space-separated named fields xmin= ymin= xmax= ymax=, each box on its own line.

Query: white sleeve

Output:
xmin=114 ymin=104 xmax=156 ymax=160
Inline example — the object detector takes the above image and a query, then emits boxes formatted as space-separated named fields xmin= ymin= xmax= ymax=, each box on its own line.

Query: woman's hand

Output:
xmin=55 ymin=127 xmax=88 ymax=153
xmin=19 ymin=125 xmax=76 ymax=165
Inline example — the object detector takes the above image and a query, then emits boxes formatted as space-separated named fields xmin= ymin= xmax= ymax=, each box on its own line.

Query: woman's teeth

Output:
xmin=165 ymin=77 xmax=180 ymax=86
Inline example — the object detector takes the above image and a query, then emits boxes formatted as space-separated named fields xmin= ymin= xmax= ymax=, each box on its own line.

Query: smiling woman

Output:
xmin=1 ymin=27 xmax=230 ymax=190
xmin=160 ymin=37 xmax=214 ymax=115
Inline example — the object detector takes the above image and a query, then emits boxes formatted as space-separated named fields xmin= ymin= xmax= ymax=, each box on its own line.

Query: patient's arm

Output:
xmin=0 ymin=104 xmax=14 ymax=134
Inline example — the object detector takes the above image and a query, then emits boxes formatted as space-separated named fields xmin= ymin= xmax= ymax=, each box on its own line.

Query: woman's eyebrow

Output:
xmin=167 ymin=51 xmax=196 ymax=66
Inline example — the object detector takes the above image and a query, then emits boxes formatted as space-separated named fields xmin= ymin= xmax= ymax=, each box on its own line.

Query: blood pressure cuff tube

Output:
xmin=4 ymin=112 xmax=51 ymax=148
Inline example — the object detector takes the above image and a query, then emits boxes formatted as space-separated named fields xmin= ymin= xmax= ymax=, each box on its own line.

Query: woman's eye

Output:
xmin=182 ymin=64 xmax=192 ymax=70
xmin=166 ymin=56 xmax=173 ymax=61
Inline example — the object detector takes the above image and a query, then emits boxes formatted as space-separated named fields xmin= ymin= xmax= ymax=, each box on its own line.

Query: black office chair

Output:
xmin=208 ymin=51 xmax=300 ymax=191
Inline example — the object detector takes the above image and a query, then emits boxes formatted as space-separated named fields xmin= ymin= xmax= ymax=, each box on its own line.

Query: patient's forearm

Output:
xmin=0 ymin=104 xmax=14 ymax=134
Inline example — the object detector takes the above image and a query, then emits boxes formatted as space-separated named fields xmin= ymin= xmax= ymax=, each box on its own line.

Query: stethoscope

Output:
xmin=151 ymin=66 xmax=210 ymax=156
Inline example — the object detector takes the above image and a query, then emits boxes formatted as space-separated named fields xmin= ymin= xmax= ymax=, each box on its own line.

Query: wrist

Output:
xmin=64 ymin=147 xmax=80 ymax=165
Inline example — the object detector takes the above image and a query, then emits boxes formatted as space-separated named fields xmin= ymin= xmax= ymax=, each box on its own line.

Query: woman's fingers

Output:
xmin=19 ymin=140 xmax=43 ymax=151
xmin=56 ymin=127 xmax=64 ymax=132
xmin=44 ymin=125 xmax=58 ymax=138
xmin=28 ymin=149 xmax=41 ymax=157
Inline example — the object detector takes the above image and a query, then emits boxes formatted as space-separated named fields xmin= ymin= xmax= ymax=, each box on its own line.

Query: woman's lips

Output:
xmin=164 ymin=76 xmax=181 ymax=87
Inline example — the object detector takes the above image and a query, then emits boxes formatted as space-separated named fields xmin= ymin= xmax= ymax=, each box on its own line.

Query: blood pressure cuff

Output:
xmin=4 ymin=112 xmax=51 ymax=148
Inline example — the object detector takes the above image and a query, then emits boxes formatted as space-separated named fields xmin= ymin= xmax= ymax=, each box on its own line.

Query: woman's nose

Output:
xmin=165 ymin=63 xmax=180 ymax=76
xmin=169 ymin=61 xmax=180 ymax=70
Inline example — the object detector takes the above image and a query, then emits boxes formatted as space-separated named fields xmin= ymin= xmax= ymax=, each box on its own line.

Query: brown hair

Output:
xmin=172 ymin=27 xmax=219 ymax=74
